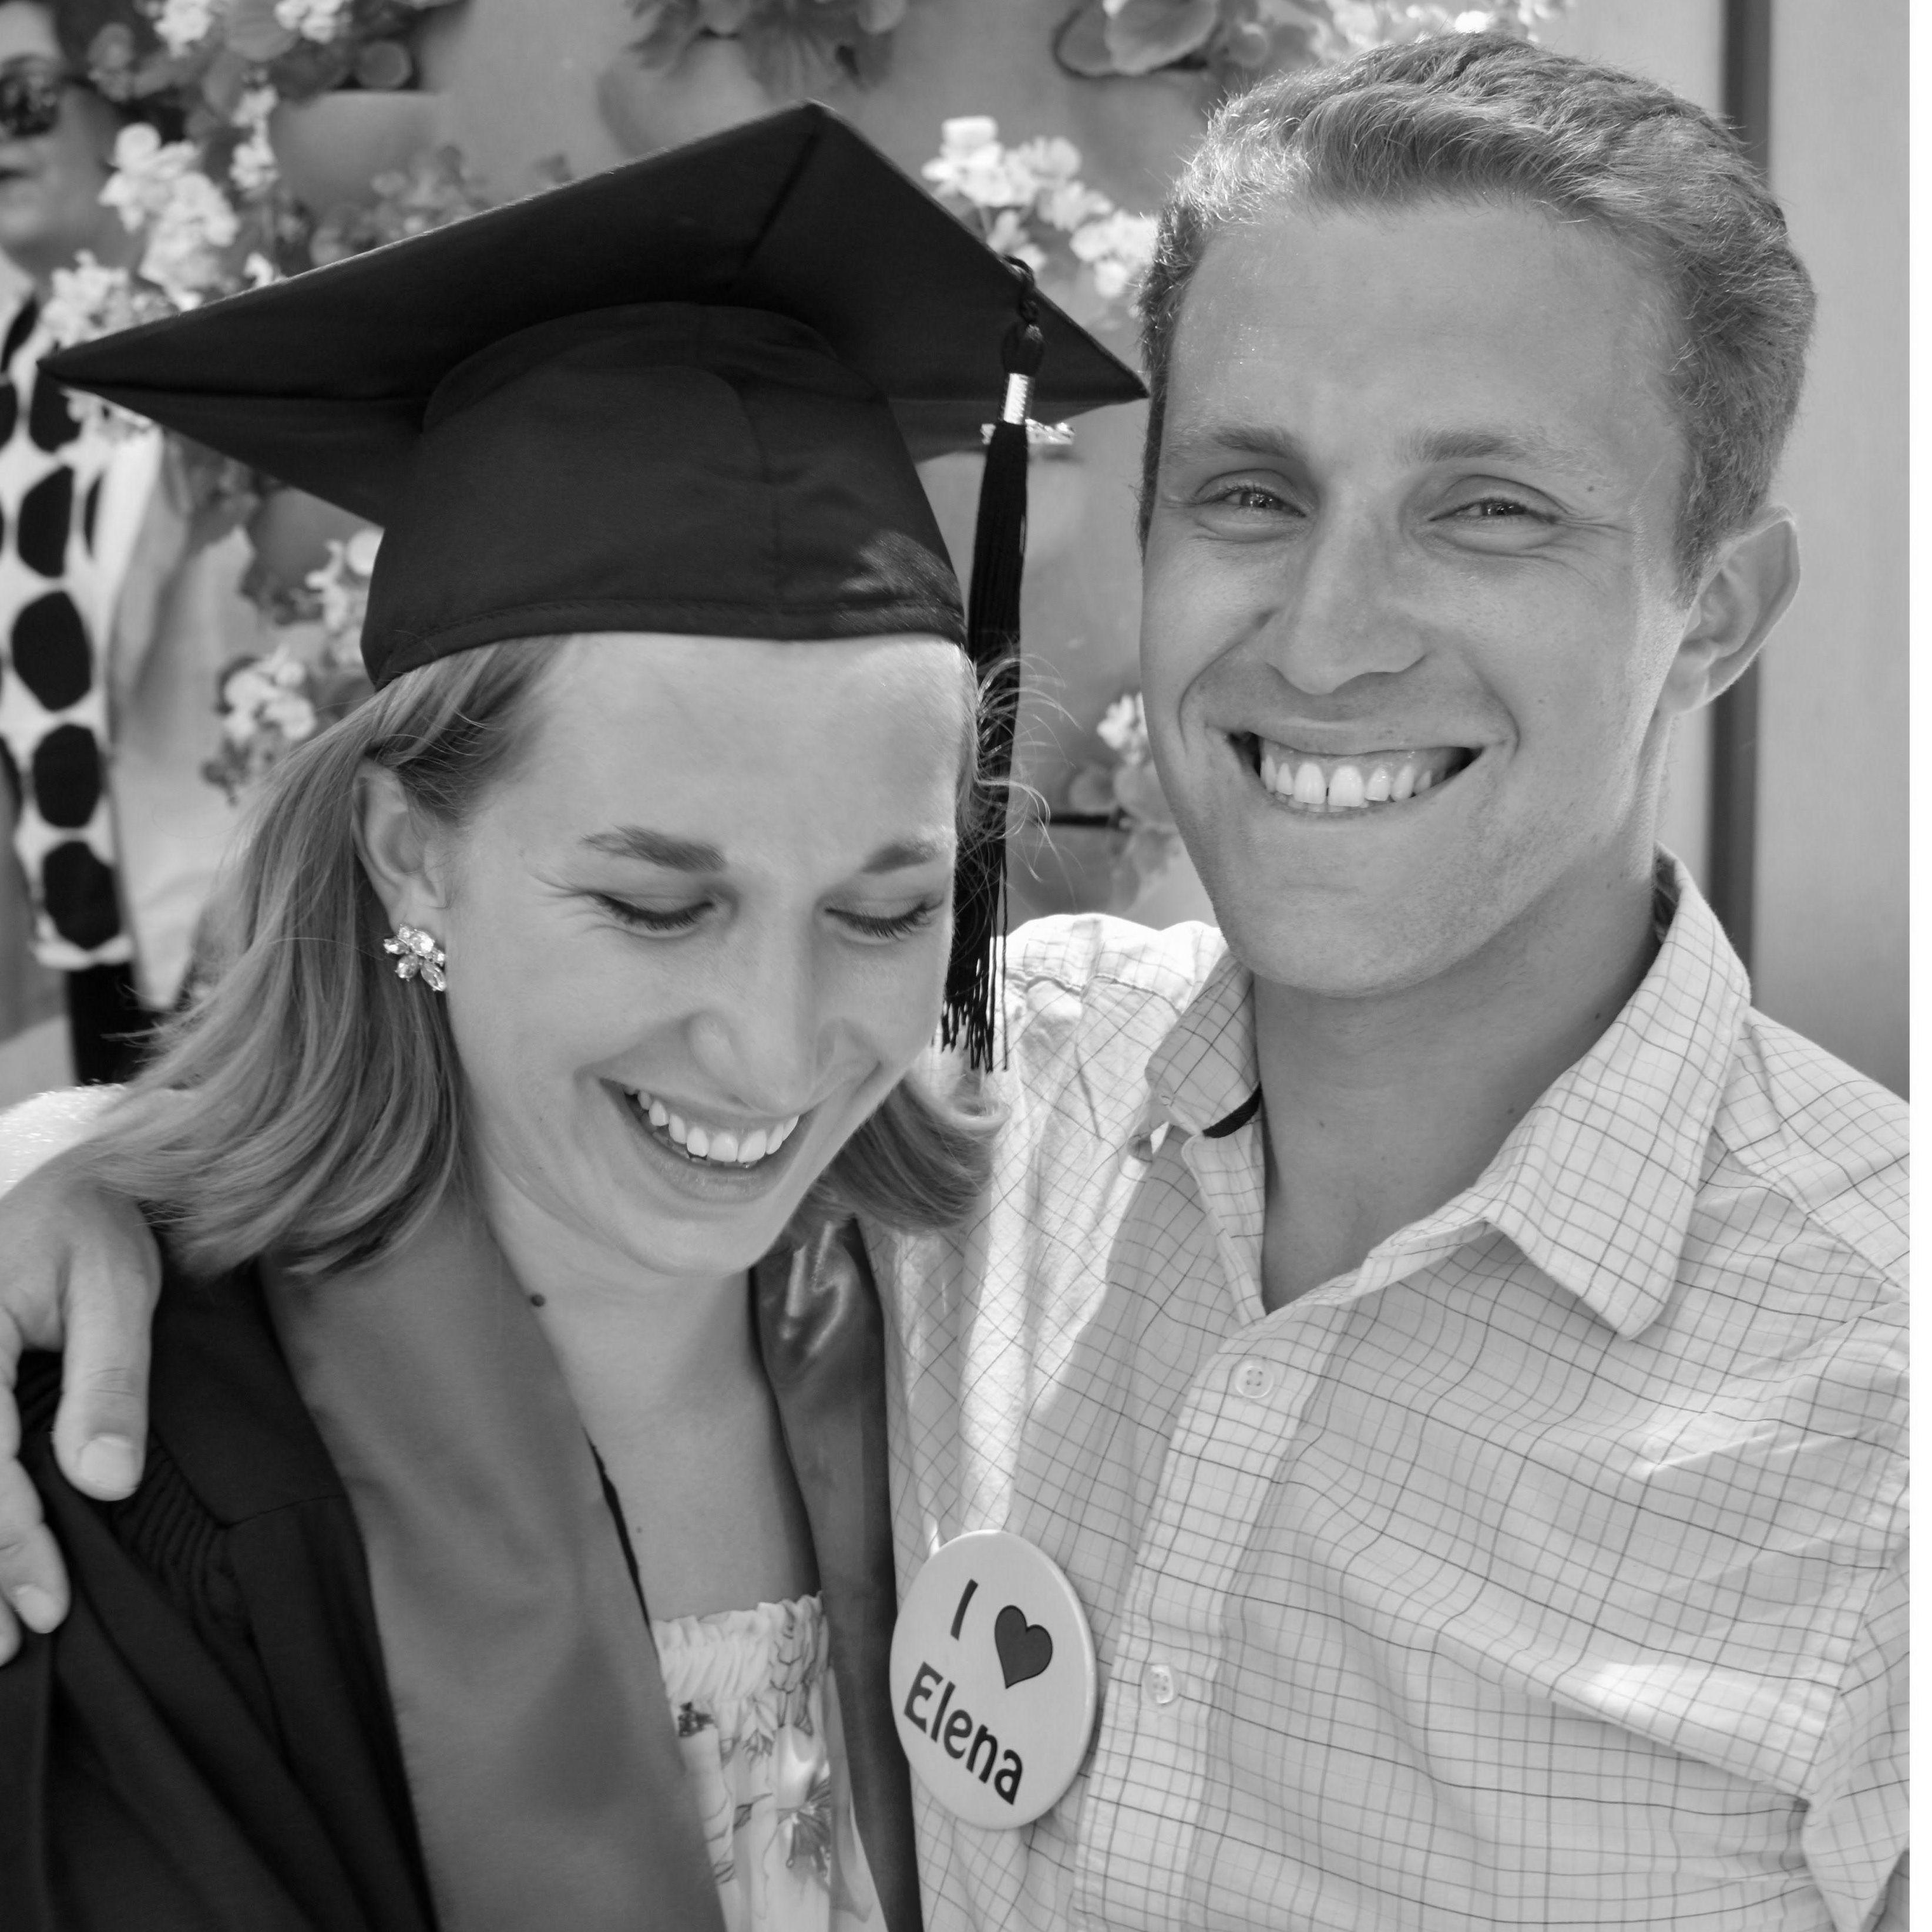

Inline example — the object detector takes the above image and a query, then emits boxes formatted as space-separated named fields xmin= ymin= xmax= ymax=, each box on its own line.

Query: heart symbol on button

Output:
xmin=994 ymin=1604 xmax=1054 ymax=1688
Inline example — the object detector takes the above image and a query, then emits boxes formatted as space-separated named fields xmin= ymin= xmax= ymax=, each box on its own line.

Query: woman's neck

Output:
xmin=474 ymin=1170 xmax=819 ymax=1621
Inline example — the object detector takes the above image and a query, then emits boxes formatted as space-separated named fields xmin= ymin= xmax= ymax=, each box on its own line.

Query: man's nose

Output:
xmin=1256 ymin=505 xmax=1424 ymax=697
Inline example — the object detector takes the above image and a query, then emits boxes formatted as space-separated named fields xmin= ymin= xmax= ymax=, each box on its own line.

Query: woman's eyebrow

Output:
xmin=862 ymin=835 xmax=950 ymax=874
xmin=581 ymin=827 xmax=725 ymax=871
xmin=579 ymin=829 xmax=949 ymax=873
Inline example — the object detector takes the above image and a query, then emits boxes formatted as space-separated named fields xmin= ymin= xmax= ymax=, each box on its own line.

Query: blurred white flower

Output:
xmin=307 ymin=526 xmax=382 ymax=642
xmin=262 ymin=690 xmax=318 ymax=740
xmin=921 ymin=116 xmax=1042 ymax=210
xmin=153 ymin=0 xmax=217 ymax=56
xmin=923 ymin=115 xmax=1150 ymax=316
xmin=1070 ymin=209 xmax=1158 ymax=300
xmin=983 ymin=209 xmax=1046 ymax=273
xmin=230 ymin=125 xmax=278 ymax=195
xmin=139 ymin=167 xmax=241 ymax=307
xmin=1038 ymin=177 xmax=1114 ymax=234
xmin=275 ymin=0 xmax=351 ymax=41
xmin=1009 ymin=135 xmax=1083 ymax=187
xmin=1097 ymin=691 xmax=1150 ymax=763
xmin=222 ymin=663 xmax=276 ymax=711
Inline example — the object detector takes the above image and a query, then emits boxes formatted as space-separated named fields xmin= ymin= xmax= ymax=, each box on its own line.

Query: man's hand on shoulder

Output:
xmin=0 ymin=1105 xmax=164 ymax=1659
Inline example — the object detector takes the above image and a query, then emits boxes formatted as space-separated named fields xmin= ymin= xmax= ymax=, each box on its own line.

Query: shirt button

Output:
xmin=1143 ymin=1661 xmax=1177 ymax=1707
xmin=1233 ymin=1358 xmax=1277 ymax=1401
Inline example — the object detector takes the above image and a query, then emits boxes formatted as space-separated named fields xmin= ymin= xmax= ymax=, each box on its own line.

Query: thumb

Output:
xmin=51 ymin=1213 xmax=162 ymax=1500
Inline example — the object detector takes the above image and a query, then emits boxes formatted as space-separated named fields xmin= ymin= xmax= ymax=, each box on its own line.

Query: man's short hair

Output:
xmin=1138 ymin=33 xmax=1816 ymax=593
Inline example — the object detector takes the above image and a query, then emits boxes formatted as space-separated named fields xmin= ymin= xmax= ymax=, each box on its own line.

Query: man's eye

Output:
xmin=834 ymin=900 xmax=943 ymax=942
xmin=596 ymin=895 xmax=708 ymax=934
xmin=1207 ymin=483 xmax=1294 ymax=513
xmin=1449 ymin=495 xmax=1551 ymax=522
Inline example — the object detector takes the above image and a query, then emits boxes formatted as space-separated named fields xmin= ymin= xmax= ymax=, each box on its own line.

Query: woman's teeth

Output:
xmin=630 ymin=1092 xmax=801 ymax=1167
xmin=1256 ymin=739 xmax=1468 ymax=814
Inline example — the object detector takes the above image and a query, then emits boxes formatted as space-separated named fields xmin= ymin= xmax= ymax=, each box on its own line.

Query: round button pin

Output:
xmin=889 ymin=1530 xmax=1098 ymax=1829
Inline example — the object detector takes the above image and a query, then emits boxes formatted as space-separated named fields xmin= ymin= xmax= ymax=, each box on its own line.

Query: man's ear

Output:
xmin=1657 ymin=508 xmax=1800 ymax=717
xmin=354 ymin=764 xmax=449 ymax=932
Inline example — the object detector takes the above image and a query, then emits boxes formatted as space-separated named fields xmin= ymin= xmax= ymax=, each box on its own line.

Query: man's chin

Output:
xmin=1202 ymin=875 xmax=1474 ymax=1004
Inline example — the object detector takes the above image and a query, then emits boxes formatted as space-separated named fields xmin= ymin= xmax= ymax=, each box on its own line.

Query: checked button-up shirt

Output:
xmin=879 ymin=858 xmax=1906 ymax=1931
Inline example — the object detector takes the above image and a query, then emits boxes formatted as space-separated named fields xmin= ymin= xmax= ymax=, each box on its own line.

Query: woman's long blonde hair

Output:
xmin=86 ymin=636 xmax=999 ymax=1279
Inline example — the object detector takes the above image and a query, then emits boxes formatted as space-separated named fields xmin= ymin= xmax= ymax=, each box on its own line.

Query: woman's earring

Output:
xmin=383 ymin=923 xmax=447 ymax=992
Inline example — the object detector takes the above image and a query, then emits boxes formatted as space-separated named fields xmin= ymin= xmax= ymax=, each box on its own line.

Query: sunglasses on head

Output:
xmin=0 ymin=60 xmax=77 ymax=142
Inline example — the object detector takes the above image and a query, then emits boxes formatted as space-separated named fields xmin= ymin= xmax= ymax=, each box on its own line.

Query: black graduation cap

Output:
xmin=44 ymin=102 xmax=1145 ymax=1067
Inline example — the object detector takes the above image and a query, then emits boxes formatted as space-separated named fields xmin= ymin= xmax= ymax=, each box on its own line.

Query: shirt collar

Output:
xmin=1140 ymin=856 xmax=1751 ymax=1340
xmin=1144 ymin=938 xmax=1256 ymax=1140
xmin=1459 ymin=857 xmax=1749 ymax=1336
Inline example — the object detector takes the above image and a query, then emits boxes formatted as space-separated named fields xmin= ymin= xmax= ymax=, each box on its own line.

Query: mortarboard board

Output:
xmin=44 ymin=102 xmax=1145 ymax=1066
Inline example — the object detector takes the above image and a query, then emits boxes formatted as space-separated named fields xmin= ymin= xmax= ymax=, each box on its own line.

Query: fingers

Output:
xmin=0 ymin=1454 xmax=65 ymax=1659
xmin=52 ymin=1219 xmax=160 ymax=1500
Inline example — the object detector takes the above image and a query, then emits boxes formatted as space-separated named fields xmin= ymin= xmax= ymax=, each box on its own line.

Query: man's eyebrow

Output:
xmin=1403 ymin=426 xmax=1596 ymax=472
xmin=581 ymin=827 xmax=726 ymax=871
xmin=579 ymin=829 xmax=950 ymax=873
xmin=1162 ymin=421 xmax=1599 ymax=476
xmin=1160 ymin=422 xmax=1310 ymax=470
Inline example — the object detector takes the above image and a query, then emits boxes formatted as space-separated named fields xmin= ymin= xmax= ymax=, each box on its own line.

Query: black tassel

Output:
xmin=943 ymin=261 xmax=1044 ymax=1071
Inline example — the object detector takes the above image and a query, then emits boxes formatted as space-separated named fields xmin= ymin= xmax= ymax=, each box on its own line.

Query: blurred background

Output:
xmin=0 ymin=0 xmax=1904 ymax=1104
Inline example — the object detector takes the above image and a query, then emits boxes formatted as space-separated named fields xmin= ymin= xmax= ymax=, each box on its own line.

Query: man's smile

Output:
xmin=1232 ymin=732 xmax=1480 ymax=815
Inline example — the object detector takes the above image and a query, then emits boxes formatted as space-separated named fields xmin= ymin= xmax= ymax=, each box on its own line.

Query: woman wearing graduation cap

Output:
xmin=0 ymin=107 xmax=1140 ymax=1931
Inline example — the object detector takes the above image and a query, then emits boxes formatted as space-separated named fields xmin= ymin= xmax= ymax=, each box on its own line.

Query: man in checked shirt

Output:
xmin=0 ymin=33 xmax=1905 ymax=1932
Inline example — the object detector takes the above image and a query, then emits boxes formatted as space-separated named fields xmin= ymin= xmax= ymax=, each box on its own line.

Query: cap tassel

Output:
xmin=943 ymin=262 xmax=1044 ymax=1070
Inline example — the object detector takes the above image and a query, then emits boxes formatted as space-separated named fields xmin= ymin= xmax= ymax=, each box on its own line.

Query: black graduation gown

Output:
xmin=1 ymin=1266 xmax=437 ymax=1932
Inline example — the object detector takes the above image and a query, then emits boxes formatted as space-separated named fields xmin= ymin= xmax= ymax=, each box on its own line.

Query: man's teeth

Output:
xmin=1256 ymin=740 xmax=1464 ymax=813
xmin=632 ymin=1093 xmax=799 ymax=1165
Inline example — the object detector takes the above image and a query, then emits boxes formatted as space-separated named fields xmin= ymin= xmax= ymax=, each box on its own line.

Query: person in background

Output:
xmin=0 ymin=35 xmax=1906 ymax=1932
xmin=0 ymin=0 xmax=263 ymax=1081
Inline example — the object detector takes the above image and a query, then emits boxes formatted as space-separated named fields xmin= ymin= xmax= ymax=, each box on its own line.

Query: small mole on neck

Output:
xmin=528 ymin=1293 xmax=547 ymax=1308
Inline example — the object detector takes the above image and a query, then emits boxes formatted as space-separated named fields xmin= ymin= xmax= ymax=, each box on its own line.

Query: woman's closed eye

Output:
xmin=594 ymin=893 xmax=710 ymax=935
xmin=830 ymin=898 xmax=945 ymax=942
xmin=592 ymin=893 xmax=943 ymax=942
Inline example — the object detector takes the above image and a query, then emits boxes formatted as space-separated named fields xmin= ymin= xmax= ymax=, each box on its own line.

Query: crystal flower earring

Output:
xmin=382 ymin=923 xmax=447 ymax=992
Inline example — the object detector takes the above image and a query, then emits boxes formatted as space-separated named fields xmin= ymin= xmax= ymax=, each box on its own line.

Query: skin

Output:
xmin=1141 ymin=198 xmax=1797 ymax=1308
xmin=0 ymin=629 xmax=972 ymax=1637
xmin=0 ymin=2 xmax=140 ymax=293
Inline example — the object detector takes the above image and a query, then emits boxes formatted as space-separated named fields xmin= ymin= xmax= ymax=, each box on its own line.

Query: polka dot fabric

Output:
xmin=0 ymin=297 xmax=130 ymax=969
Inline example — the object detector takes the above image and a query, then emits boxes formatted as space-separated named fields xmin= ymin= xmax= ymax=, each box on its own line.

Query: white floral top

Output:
xmin=655 ymin=1595 xmax=881 ymax=1932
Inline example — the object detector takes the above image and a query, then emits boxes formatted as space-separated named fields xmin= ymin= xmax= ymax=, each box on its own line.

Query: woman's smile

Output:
xmin=608 ymin=1080 xmax=814 ymax=1201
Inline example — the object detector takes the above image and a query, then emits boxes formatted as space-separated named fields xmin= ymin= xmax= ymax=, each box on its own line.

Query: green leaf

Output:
xmin=199 ymin=45 xmax=253 ymax=119
xmin=1103 ymin=0 xmax=1219 ymax=75
xmin=224 ymin=0 xmax=299 ymax=63
xmin=1053 ymin=0 xmax=1118 ymax=76
xmin=354 ymin=39 xmax=413 ymax=88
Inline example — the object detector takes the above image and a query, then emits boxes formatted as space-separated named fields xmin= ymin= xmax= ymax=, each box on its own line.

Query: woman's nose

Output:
xmin=687 ymin=944 xmax=826 ymax=1117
